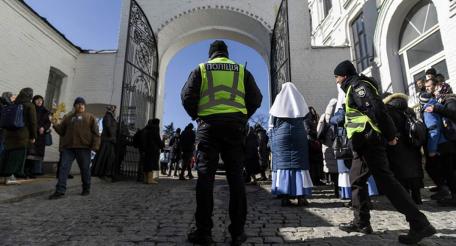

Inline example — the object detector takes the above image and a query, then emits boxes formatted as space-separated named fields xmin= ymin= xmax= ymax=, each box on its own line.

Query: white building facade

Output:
xmin=2 ymin=0 xmax=456 ymax=163
xmin=310 ymin=0 xmax=456 ymax=101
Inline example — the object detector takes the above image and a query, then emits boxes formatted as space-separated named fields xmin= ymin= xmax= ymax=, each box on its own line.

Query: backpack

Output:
xmin=442 ymin=117 xmax=456 ymax=141
xmin=403 ymin=111 xmax=427 ymax=147
xmin=0 ymin=104 xmax=25 ymax=130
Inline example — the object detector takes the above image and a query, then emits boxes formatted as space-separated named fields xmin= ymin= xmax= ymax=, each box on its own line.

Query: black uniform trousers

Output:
xmin=438 ymin=141 xmax=456 ymax=194
xmin=350 ymin=133 xmax=429 ymax=230
xmin=194 ymin=121 xmax=247 ymax=236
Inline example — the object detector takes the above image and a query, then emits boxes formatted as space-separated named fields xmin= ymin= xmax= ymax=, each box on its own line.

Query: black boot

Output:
xmin=398 ymin=224 xmax=436 ymax=244
xmin=437 ymin=194 xmax=456 ymax=207
xmin=339 ymin=222 xmax=373 ymax=234
xmin=231 ymin=232 xmax=247 ymax=246
xmin=81 ymin=189 xmax=90 ymax=196
xmin=297 ymin=197 xmax=309 ymax=206
xmin=49 ymin=192 xmax=65 ymax=200
xmin=281 ymin=198 xmax=292 ymax=207
xmin=187 ymin=228 xmax=213 ymax=245
xmin=430 ymin=186 xmax=450 ymax=200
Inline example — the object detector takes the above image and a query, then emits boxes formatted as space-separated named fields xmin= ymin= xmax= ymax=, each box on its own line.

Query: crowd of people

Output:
xmin=0 ymin=89 xmax=50 ymax=184
xmin=0 ymin=90 xmax=102 ymax=198
xmin=1 ymin=40 xmax=454 ymax=245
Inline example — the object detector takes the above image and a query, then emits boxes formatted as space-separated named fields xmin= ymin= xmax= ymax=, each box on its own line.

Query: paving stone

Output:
xmin=0 ymin=176 xmax=455 ymax=245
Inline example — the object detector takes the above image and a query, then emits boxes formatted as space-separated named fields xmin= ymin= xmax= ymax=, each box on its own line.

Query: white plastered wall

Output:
xmin=374 ymin=0 xmax=456 ymax=94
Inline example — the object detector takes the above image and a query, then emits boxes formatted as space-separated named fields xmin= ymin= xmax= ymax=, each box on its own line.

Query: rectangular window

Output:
xmin=323 ymin=0 xmax=332 ymax=18
xmin=351 ymin=14 xmax=372 ymax=72
xmin=45 ymin=68 xmax=64 ymax=109
xmin=406 ymin=30 xmax=444 ymax=68
xmin=432 ymin=59 xmax=449 ymax=80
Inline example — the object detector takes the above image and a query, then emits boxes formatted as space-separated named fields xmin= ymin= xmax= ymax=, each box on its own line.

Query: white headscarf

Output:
xmin=269 ymin=82 xmax=309 ymax=118
xmin=335 ymin=83 xmax=345 ymax=110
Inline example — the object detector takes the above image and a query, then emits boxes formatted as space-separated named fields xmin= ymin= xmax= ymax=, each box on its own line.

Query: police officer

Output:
xmin=334 ymin=60 xmax=435 ymax=244
xmin=181 ymin=40 xmax=262 ymax=245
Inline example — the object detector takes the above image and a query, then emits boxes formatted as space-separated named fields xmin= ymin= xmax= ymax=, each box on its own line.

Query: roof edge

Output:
xmin=18 ymin=0 xmax=84 ymax=52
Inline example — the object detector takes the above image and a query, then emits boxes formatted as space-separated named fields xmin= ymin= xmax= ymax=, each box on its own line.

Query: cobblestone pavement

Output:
xmin=1 ymin=175 xmax=456 ymax=245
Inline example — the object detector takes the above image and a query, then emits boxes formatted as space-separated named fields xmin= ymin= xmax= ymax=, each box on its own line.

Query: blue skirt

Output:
xmin=271 ymin=169 xmax=313 ymax=197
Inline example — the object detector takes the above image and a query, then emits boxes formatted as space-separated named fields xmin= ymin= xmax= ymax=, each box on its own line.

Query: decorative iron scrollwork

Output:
xmin=270 ymin=0 xmax=291 ymax=102
xmin=116 ymin=0 xmax=158 ymax=179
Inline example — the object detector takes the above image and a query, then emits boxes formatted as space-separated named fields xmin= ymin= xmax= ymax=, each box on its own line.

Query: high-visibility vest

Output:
xmin=197 ymin=57 xmax=247 ymax=116
xmin=344 ymin=80 xmax=381 ymax=139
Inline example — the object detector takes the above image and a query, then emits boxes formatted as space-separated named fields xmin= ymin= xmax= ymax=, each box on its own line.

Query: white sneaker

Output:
xmin=5 ymin=175 xmax=18 ymax=185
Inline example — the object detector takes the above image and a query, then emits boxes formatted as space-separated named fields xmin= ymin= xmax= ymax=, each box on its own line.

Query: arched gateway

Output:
xmin=113 ymin=0 xmax=349 ymax=179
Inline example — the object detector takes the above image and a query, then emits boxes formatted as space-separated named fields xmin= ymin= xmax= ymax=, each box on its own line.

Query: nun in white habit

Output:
xmin=269 ymin=82 xmax=313 ymax=206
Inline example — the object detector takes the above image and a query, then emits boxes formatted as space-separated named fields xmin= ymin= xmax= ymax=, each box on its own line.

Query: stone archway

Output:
xmin=112 ymin=1 xmax=283 ymax=124
xmin=155 ymin=7 xmax=274 ymax=122
xmin=112 ymin=0 xmax=283 ymax=179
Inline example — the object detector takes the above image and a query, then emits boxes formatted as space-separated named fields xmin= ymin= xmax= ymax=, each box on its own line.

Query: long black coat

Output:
xmin=244 ymin=129 xmax=260 ymax=175
xmin=27 ymin=106 xmax=51 ymax=159
xmin=254 ymin=126 xmax=269 ymax=168
xmin=168 ymin=135 xmax=182 ymax=162
xmin=383 ymin=93 xmax=423 ymax=180
xmin=180 ymin=126 xmax=195 ymax=153
xmin=101 ymin=111 xmax=117 ymax=143
xmin=140 ymin=123 xmax=164 ymax=172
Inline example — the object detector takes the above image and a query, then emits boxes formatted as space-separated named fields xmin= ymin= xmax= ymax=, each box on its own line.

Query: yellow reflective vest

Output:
xmin=344 ymin=80 xmax=381 ymax=139
xmin=197 ymin=57 xmax=247 ymax=116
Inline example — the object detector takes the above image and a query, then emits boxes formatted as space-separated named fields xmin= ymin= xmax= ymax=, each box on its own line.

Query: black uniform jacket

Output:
xmin=181 ymin=55 xmax=262 ymax=126
xmin=340 ymin=75 xmax=397 ymax=142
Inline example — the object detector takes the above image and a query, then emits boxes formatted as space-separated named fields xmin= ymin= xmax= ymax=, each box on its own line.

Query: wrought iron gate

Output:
xmin=115 ymin=0 xmax=158 ymax=180
xmin=270 ymin=0 xmax=291 ymax=102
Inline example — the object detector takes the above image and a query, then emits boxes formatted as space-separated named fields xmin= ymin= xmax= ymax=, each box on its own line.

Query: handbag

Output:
xmin=44 ymin=129 xmax=53 ymax=146
xmin=332 ymin=128 xmax=353 ymax=160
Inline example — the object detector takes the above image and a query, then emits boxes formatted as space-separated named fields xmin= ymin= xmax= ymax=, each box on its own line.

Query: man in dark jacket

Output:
xmin=182 ymin=40 xmax=262 ymax=245
xmin=425 ymin=93 xmax=456 ymax=206
xmin=334 ymin=60 xmax=435 ymax=244
xmin=49 ymin=97 xmax=100 ymax=199
xmin=179 ymin=123 xmax=196 ymax=180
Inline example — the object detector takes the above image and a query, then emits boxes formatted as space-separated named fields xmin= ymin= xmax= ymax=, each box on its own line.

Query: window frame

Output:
xmin=351 ymin=13 xmax=372 ymax=72
xmin=45 ymin=68 xmax=65 ymax=109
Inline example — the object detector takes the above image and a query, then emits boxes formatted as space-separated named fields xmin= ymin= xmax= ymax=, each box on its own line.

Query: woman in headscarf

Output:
xmin=92 ymin=105 xmax=117 ymax=178
xmin=317 ymin=98 xmax=339 ymax=197
xmin=330 ymin=84 xmax=352 ymax=200
xmin=1 ymin=88 xmax=37 ymax=185
xmin=24 ymin=95 xmax=51 ymax=178
xmin=0 ymin=92 xmax=14 ymax=158
xmin=383 ymin=93 xmax=424 ymax=204
xmin=330 ymin=85 xmax=379 ymax=204
xmin=139 ymin=118 xmax=164 ymax=184
xmin=244 ymin=126 xmax=261 ymax=184
xmin=306 ymin=106 xmax=325 ymax=185
xmin=270 ymin=82 xmax=313 ymax=206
